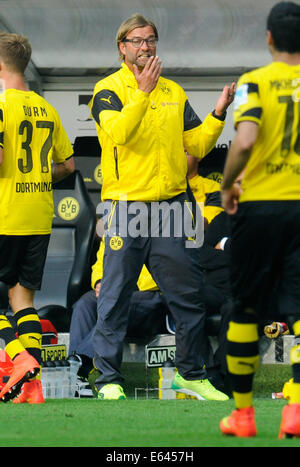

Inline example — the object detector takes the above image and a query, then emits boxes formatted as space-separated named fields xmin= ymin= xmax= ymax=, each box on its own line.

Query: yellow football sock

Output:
xmin=0 ymin=314 xmax=25 ymax=360
xmin=226 ymin=320 xmax=259 ymax=409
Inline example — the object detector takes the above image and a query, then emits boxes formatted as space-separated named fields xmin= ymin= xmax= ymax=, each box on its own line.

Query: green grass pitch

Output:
xmin=0 ymin=364 xmax=299 ymax=448
xmin=1 ymin=399 xmax=300 ymax=447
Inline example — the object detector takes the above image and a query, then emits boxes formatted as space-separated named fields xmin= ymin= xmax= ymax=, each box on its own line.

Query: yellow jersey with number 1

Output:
xmin=0 ymin=89 xmax=73 ymax=234
xmin=233 ymin=61 xmax=300 ymax=202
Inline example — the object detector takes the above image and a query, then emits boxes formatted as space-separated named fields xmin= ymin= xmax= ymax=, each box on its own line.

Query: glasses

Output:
xmin=122 ymin=37 xmax=158 ymax=48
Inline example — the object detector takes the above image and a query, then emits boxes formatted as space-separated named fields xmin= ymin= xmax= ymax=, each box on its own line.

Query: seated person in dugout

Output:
xmin=186 ymin=150 xmax=224 ymax=227
xmin=185 ymin=150 xmax=231 ymax=307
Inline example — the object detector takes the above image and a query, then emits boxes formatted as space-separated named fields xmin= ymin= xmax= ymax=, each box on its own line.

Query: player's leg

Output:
xmin=15 ymin=234 xmax=50 ymax=358
xmin=220 ymin=309 xmax=259 ymax=437
xmin=8 ymin=283 xmax=44 ymax=404
xmin=0 ymin=236 xmax=40 ymax=401
xmin=0 ymin=318 xmax=40 ymax=403
xmin=220 ymin=202 xmax=284 ymax=437
xmin=8 ymin=234 xmax=49 ymax=403
xmin=9 ymin=284 xmax=42 ymax=365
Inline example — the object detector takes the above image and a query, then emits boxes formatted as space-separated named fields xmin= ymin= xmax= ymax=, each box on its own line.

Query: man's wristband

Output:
xmin=212 ymin=109 xmax=227 ymax=121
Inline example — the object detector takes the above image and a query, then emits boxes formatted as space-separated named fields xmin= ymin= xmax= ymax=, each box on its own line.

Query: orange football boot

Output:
xmin=13 ymin=379 xmax=45 ymax=404
xmin=220 ymin=407 xmax=257 ymax=437
xmin=0 ymin=351 xmax=40 ymax=402
xmin=279 ymin=404 xmax=300 ymax=439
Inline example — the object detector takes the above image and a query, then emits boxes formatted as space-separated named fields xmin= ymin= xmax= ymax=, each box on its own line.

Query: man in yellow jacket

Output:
xmin=91 ymin=13 xmax=234 ymax=400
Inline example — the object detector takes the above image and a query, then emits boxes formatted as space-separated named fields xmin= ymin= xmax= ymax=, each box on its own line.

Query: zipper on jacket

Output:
xmin=114 ymin=147 xmax=119 ymax=180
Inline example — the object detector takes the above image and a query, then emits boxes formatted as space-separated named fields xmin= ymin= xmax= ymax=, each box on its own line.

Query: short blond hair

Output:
xmin=116 ymin=13 xmax=158 ymax=61
xmin=0 ymin=31 xmax=31 ymax=73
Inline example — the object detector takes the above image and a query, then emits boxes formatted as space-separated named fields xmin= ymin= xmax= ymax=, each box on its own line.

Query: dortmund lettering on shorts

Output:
xmin=58 ymin=197 xmax=80 ymax=220
xmin=109 ymin=236 xmax=123 ymax=250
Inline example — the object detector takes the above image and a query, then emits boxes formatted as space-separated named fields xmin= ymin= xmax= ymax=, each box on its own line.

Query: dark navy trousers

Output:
xmin=93 ymin=193 xmax=208 ymax=387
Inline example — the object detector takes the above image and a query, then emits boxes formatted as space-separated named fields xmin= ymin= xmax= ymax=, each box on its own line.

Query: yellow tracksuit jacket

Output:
xmin=91 ymin=63 xmax=225 ymax=202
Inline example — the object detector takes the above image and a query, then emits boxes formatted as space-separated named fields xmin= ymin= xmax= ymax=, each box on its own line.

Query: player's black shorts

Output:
xmin=230 ymin=201 xmax=300 ymax=319
xmin=0 ymin=234 xmax=50 ymax=290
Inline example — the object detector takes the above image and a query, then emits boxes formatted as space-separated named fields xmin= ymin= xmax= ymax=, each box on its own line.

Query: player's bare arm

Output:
xmin=221 ymin=121 xmax=258 ymax=214
xmin=52 ymin=156 xmax=75 ymax=183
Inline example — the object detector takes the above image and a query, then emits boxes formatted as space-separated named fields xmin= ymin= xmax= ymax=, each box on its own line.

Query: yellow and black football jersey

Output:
xmin=188 ymin=174 xmax=223 ymax=223
xmin=233 ymin=61 xmax=300 ymax=202
xmin=0 ymin=89 xmax=73 ymax=234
